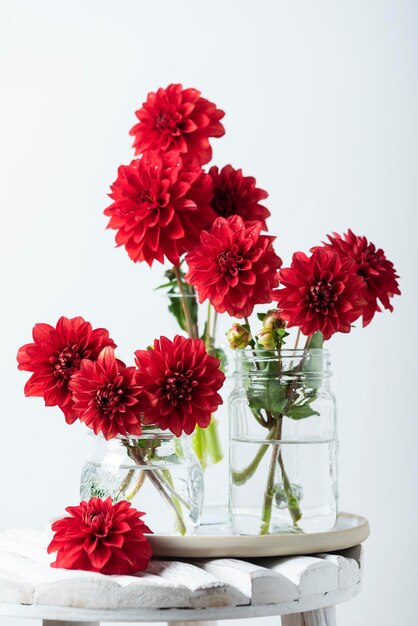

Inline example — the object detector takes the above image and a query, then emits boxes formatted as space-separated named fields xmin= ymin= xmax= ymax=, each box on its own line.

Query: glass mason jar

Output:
xmin=229 ymin=349 xmax=338 ymax=535
xmin=80 ymin=429 xmax=204 ymax=535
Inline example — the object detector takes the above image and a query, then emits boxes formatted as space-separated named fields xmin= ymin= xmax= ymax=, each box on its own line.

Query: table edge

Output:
xmin=0 ymin=583 xmax=361 ymax=622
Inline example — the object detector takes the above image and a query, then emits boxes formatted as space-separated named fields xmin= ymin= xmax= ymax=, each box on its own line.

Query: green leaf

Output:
xmin=153 ymin=281 xmax=177 ymax=291
xmin=246 ymin=388 xmax=266 ymax=414
xmin=168 ymin=295 xmax=188 ymax=332
xmin=309 ymin=331 xmax=324 ymax=349
xmin=212 ymin=346 xmax=228 ymax=373
xmin=266 ymin=381 xmax=288 ymax=415
xmin=286 ymin=405 xmax=319 ymax=420
xmin=205 ymin=419 xmax=224 ymax=465
xmin=257 ymin=313 xmax=266 ymax=321
xmin=192 ymin=426 xmax=207 ymax=469
xmin=303 ymin=331 xmax=324 ymax=389
xmin=167 ymin=292 xmax=198 ymax=333
xmin=247 ymin=379 xmax=288 ymax=418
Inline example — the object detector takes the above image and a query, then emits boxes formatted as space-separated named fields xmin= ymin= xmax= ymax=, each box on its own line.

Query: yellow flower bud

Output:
xmin=263 ymin=309 xmax=286 ymax=330
xmin=226 ymin=324 xmax=251 ymax=350
xmin=257 ymin=327 xmax=277 ymax=349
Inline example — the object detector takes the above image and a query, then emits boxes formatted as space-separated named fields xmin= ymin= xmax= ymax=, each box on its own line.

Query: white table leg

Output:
xmin=43 ymin=621 xmax=100 ymax=626
xmin=282 ymin=606 xmax=336 ymax=626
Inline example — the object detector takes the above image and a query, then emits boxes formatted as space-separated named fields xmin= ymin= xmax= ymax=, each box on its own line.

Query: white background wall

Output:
xmin=0 ymin=1 xmax=417 ymax=625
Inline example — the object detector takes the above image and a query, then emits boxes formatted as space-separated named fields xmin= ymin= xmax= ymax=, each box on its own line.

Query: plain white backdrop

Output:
xmin=0 ymin=1 xmax=417 ymax=625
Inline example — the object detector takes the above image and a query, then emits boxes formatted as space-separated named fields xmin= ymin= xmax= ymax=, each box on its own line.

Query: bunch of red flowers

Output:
xmin=17 ymin=317 xmax=226 ymax=575
xmin=103 ymin=83 xmax=400 ymax=336
xmin=17 ymin=315 xmax=225 ymax=574
xmin=104 ymin=83 xmax=279 ymax=319
xmin=273 ymin=231 xmax=400 ymax=341
xmin=17 ymin=317 xmax=225 ymax=439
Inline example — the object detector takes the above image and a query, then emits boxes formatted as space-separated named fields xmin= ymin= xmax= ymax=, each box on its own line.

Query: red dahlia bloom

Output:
xmin=134 ymin=335 xmax=225 ymax=437
xmin=48 ymin=497 xmax=152 ymax=574
xmin=69 ymin=347 xmax=145 ymax=440
xmin=322 ymin=229 xmax=401 ymax=326
xmin=130 ymin=83 xmax=225 ymax=165
xmin=17 ymin=316 xmax=115 ymax=424
xmin=185 ymin=216 xmax=282 ymax=318
xmin=274 ymin=248 xmax=367 ymax=340
xmin=209 ymin=165 xmax=270 ymax=230
xmin=104 ymin=150 xmax=215 ymax=266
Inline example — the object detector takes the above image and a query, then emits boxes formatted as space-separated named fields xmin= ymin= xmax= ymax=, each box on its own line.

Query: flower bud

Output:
xmin=226 ymin=324 xmax=251 ymax=350
xmin=262 ymin=309 xmax=286 ymax=330
xmin=257 ymin=327 xmax=277 ymax=350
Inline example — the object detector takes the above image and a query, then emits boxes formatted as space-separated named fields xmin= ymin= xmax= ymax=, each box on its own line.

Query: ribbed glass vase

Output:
xmin=80 ymin=428 xmax=204 ymax=535
xmin=229 ymin=349 xmax=338 ymax=535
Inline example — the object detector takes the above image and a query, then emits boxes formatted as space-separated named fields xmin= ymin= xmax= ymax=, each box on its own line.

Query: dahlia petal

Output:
xmin=32 ymin=323 xmax=54 ymax=344
xmin=179 ymin=119 xmax=198 ymax=133
xmin=23 ymin=376 xmax=45 ymax=397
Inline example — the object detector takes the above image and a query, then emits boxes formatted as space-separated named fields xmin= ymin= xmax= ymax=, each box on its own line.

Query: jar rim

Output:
xmin=236 ymin=348 xmax=330 ymax=358
xmin=161 ymin=292 xmax=196 ymax=299
xmin=87 ymin=428 xmax=178 ymax=441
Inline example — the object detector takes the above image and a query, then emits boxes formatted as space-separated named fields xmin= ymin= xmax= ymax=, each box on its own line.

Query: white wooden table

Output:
xmin=0 ymin=529 xmax=364 ymax=626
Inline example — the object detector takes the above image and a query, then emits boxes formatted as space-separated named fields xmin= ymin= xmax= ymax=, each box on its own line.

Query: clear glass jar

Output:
xmin=80 ymin=429 xmax=203 ymax=535
xmin=229 ymin=349 xmax=338 ymax=535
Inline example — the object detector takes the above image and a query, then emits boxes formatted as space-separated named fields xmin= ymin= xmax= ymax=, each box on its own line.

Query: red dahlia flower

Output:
xmin=17 ymin=316 xmax=115 ymax=424
xmin=322 ymin=229 xmax=401 ymax=326
xmin=274 ymin=248 xmax=367 ymax=340
xmin=134 ymin=335 xmax=225 ymax=436
xmin=69 ymin=347 xmax=145 ymax=440
xmin=104 ymin=150 xmax=214 ymax=266
xmin=209 ymin=165 xmax=270 ymax=230
xmin=48 ymin=497 xmax=152 ymax=574
xmin=130 ymin=83 xmax=225 ymax=165
xmin=185 ymin=216 xmax=282 ymax=318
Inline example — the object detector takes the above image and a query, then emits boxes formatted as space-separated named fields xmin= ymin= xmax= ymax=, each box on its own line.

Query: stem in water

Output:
xmin=173 ymin=266 xmax=196 ymax=338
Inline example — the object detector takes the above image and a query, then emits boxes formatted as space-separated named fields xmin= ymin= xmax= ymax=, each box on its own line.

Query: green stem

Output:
xmin=259 ymin=342 xmax=284 ymax=535
xmin=250 ymin=406 xmax=270 ymax=428
xmin=173 ymin=266 xmax=196 ymax=338
xmin=192 ymin=420 xmax=224 ymax=467
xmin=192 ymin=425 xmax=208 ymax=469
xmin=205 ymin=301 xmax=212 ymax=351
xmin=259 ymin=335 xmax=312 ymax=532
xmin=259 ymin=419 xmax=281 ymax=535
xmin=258 ymin=432 xmax=302 ymax=534
xmin=205 ymin=418 xmax=223 ymax=465
xmin=158 ymin=469 xmax=191 ymax=509
xmin=125 ymin=471 xmax=145 ymax=500
xmin=231 ymin=425 xmax=277 ymax=485
xmin=191 ymin=302 xmax=223 ymax=468
xmin=159 ymin=469 xmax=188 ymax=535
xmin=244 ymin=316 xmax=253 ymax=341
xmin=304 ymin=335 xmax=312 ymax=351
xmin=212 ymin=310 xmax=219 ymax=346
xmin=125 ymin=442 xmax=187 ymax=535
xmin=115 ymin=469 xmax=135 ymax=500
xmin=278 ymin=452 xmax=302 ymax=524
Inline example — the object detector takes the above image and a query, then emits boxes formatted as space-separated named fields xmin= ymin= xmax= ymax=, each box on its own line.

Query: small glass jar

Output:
xmin=80 ymin=429 xmax=203 ymax=535
xmin=229 ymin=349 xmax=338 ymax=535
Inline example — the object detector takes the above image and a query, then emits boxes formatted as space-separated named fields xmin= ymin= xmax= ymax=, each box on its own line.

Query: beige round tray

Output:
xmin=147 ymin=512 xmax=369 ymax=558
